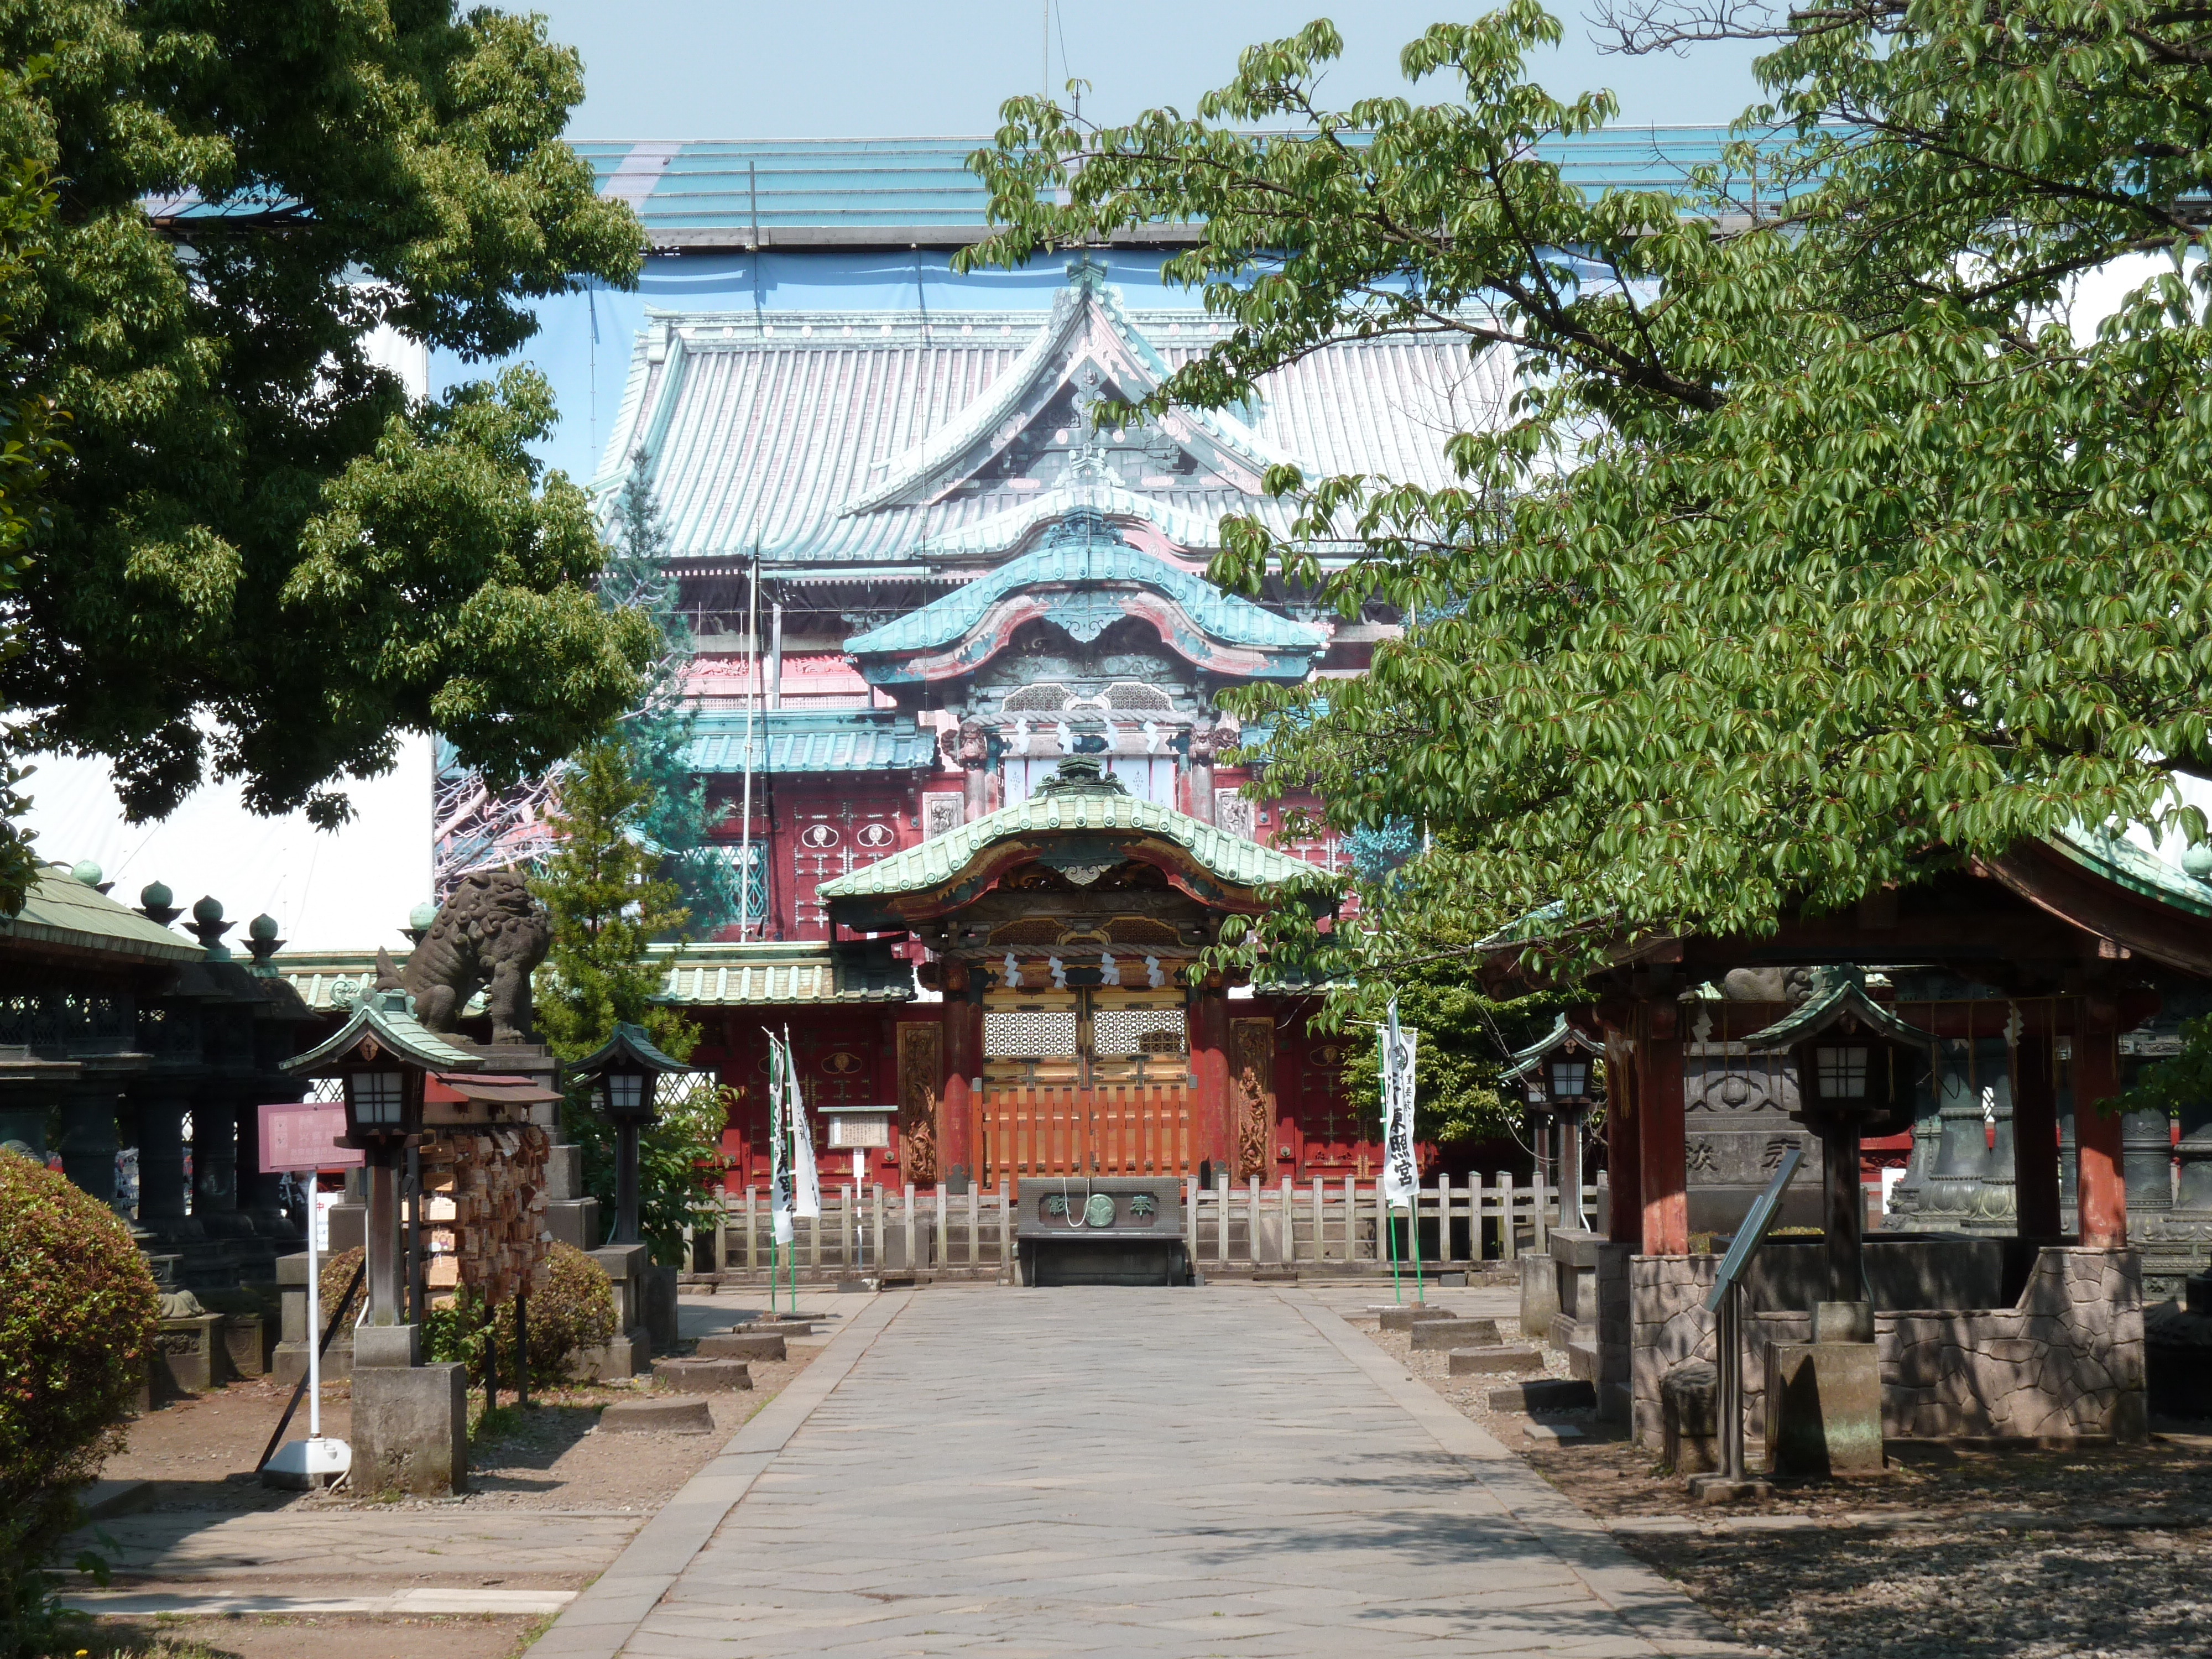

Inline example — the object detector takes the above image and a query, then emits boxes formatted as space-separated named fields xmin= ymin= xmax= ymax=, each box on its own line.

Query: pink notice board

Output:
xmin=258 ymin=1100 xmax=364 ymax=1173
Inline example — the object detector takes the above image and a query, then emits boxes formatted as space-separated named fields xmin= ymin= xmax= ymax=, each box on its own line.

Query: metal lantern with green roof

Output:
xmin=1741 ymin=966 xmax=1936 ymax=1314
xmin=285 ymin=989 xmax=482 ymax=1343
xmin=566 ymin=1022 xmax=689 ymax=1247
xmin=1503 ymin=1016 xmax=1606 ymax=1231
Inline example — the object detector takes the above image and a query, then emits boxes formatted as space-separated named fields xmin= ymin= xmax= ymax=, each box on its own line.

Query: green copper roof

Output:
xmin=817 ymin=759 xmax=1314 ymax=901
xmin=656 ymin=940 xmax=916 ymax=1004
xmin=1739 ymin=966 xmax=1937 ymax=1054
xmin=284 ymin=988 xmax=484 ymax=1075
xmin=681 ymin=709 xmax=941 ymax=774
xmin=1500 ymin=1014 xmax=1604 ymax=1083
xmin=568 ymin=1021 xmax=690 ymax=1081
xmin=2051 ymin=824 xmax=2212 ymax=919
xmin=2 ymin=864 xmax=204 ymax=963
xmin=844 ymin=530 xmax=1324 ymax=659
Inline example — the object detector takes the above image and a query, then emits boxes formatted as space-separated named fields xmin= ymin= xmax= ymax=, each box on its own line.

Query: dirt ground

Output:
xmin=75 ymin=1612 xmax=541 ymax=1659
xmin=100 ymin=1321 xmax=817 ymax=1516
xmin=1362 ymin=1319 xmax=2212 ymax=1659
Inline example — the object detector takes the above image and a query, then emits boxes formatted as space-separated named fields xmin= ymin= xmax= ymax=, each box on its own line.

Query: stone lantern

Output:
xmin=1503 ymin=1015 xmax=1605 ymax=1230
xmin=566 ymin=1022 xmax=688 ymax=1248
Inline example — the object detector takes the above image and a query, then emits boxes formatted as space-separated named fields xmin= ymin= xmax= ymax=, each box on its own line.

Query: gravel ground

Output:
xmin=1359 ymin=1318 xmax=2212 ymax=1659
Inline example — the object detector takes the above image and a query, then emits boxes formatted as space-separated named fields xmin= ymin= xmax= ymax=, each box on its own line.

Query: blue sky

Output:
xmin=531 ymin=2 xmax=1765 ymax=137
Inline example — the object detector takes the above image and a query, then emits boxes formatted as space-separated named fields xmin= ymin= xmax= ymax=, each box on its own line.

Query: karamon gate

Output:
xmin=819 ymin=758 xmax=1311 ymax=1190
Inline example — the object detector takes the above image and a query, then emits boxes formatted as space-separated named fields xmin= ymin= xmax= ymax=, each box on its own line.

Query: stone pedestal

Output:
xmin=273 ymin=1250 xmax=352 ymax=1385
xmin=1765 ymin=1339 xmax=1885 ymax=1477
xmin=154 ymin=1312 xmax=224 ymax=1397
xmin=351 ymin=1360 xmax=467 ymax=1496
xmin=542 ymin=1142 xmax=602 ymax=1251
xmin=591 ymin=1242 xmax=654 ymax=1375
xmin=1519 ymin=1252 xmax=1559 ymax=1341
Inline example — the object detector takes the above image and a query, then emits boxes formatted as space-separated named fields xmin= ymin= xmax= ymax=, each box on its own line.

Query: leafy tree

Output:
xmin=0 ymin=0 xmax=654 ymax=839
xmin=529 ymin=735 xmax=719 ymax=1263
xmin=1337 ymin=969 xmax=1568 ymax=1151
xmin=962 ymin=1 xmax=2212 ymax=993
xmin=599 ymin=448 xmax=740 ymax=934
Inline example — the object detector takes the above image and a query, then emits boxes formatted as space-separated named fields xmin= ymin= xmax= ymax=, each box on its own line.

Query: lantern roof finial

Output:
xmin=283 ymin=987 xmax=484 ymax=1076
xmin=566 ymin=1020 xmax=689 ymax=1083
xmin=1737 ymin=964 xmax=1937 ymax=1055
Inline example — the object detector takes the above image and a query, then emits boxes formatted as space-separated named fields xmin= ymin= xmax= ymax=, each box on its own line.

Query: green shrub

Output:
xmin=0 ymin=1149 xmax=159 ymax=1656
xmin=426 ymin=1243 xmax=617 ymax=1391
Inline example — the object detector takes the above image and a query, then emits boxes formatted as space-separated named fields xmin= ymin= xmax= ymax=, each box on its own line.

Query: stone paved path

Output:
xmin=539 ymin=1287 xmax=1745 ymax=1658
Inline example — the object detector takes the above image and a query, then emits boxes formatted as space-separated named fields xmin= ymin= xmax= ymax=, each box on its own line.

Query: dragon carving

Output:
xmin=376 ymin=871 xmax=551 ymax=1044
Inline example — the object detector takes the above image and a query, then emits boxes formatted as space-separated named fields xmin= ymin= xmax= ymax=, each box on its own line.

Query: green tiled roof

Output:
xmin=681 ymin=710 xmax=941 ymax=774
xmin=818 ymin=760 xmax=1312 ymax=901
xmin=844 ymin=536 xmax=1325 ymax=659
xmin=284 ymin=988 xmax=483 ymax=1074
xmin=2 ymin=865 xmax=204 ymax=962
xmin=1739 ymin=966 xmax=1937 ymax=1054
xmin=654 ymin=941 xmax=915 ymax=1004
xmin=2051 ymin=825 xmax=2212 ymax=919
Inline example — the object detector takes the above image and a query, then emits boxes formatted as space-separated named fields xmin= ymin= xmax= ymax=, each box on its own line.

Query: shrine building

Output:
xmin=426 ymin=135 xmax=1700 ymax=1193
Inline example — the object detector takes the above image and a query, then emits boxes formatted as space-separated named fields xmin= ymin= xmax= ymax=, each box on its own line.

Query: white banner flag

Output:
xmin=787 ymin=1026 xmax=822 ymax=1220
xmin=768 ymin=1032 xmax=795 ymax=1246
xmin=1380 ymin=999 xmax=1419 ymax=1209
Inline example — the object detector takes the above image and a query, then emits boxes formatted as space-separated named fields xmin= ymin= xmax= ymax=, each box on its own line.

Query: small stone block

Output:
xmin=1375 ymin=1305 xmax=1457 ymax=1332
xmin=1410 ymin=1317 xmax=1502 ymax=1351
xmin=652 ymin=1357 xmax=753 ymax=1392
xmin=742 ymin=1319 xmax=817 ymax=1337
xmin=696 ymin=1331 xmax=787 ymax=1362
xmin=1447 ymin=1345 xmax=1540 ymax=1375
xmin=1687 ymin=1473 xmax=1773 ymax=1504
xmin=601 ymin=1395 xmax=714 ymax=1434
xmin=1524 ymin=1421 xmax=1585 ymax=1443
xmin=1489 ymin=1378 xmax=1598 ymax=1413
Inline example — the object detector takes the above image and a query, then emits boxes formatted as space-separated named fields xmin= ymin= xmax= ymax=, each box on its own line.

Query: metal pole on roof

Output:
xmin=738 ymin=549 xmax=760 ymax=941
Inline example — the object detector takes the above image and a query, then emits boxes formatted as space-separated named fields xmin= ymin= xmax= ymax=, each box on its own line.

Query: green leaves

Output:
xmin=0 ymin=0 xmax=649 ymax=829
xmin=969 ymin=0 xmax=2212 ymax=1000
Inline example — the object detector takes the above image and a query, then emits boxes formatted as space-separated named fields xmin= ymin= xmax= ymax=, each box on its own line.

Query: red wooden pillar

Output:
xmin=1603 ymin=1025 xmax=1642 ymax=1243
xmin=941 ymin=982 xmax=980 ymax=1184
xmin=1190 ymin=987 xmax=1232 ymax=1172
xmin=2075 ymin=999 xmax=2128 ymax=1249
xmin=2012 ymin=1015 xmax=2063 ymax=1240
xmin=1637 ymin=999 xmax=1689 ymax=1256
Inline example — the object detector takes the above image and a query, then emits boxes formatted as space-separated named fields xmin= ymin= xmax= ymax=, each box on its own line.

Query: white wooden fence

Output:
xmin=693 ymin=1174 xmax=1602 ymax=1279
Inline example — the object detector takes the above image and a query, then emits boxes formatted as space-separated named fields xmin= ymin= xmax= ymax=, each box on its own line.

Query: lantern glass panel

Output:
xmin=1550 ymin=1058 xmax=1588 ymax=1098
xmin=606 ymin=1072 xmax=646 ymax=1114
xmin=349 ymin=1068 xmax=406 ymax=1126
xmin=1815 ymin=1045 xmax=1870 ymax=1099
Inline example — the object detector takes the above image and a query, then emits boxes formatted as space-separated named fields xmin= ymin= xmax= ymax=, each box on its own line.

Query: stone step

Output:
xmin=600 ymin=1395 xmax=714 ymax=1434
xmin=1409 ymin=1317 xmax=1501 ymax=1351
xmin=1374 ymin=1305 xmax=1458 ymax=1332
xmin=1524 ymin=1421 xmax=1587 ymax=1444
xmin=696 ymin=1331 xmax=788 ymax=1362
xmin=1488 ymin=1378 xmax=1598 ymax=1413
xmin=651 ymin=1357 xmax=754 ymax=1392
xmin=1447 ymin=1345 xmax=1542 ymax=1376
xmin=740 ymin=1319 xmax=817 ymax=1338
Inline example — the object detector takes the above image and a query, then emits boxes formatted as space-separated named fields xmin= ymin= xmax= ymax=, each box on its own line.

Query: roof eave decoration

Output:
xmin=1981 ymin=829 xmax=2212 ymax=977
xmin=283 ymin=989 xmax=485 ymax=1076
xmin=568 ymin=1020 xmax=690 ymax=1081
xmin=1737 ymin=966 xmax=1937 ymax=1055
xmin=846 ymin=528 xmax=1326 ymax=685
xmin=836 ymin=268 xmax=1290 ymax=515
xmin=817 ymin=758 xmax=1316 ymax=926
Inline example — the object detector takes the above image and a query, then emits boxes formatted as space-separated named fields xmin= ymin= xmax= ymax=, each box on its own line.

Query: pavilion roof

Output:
xmin=1 ymin=864 xmax=204 ymax=965
xmin=817 ymin=758 xmax=1312 ymax=912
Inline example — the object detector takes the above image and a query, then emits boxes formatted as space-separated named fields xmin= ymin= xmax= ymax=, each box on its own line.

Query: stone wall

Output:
xmin=1620 ymin=1246 xmax=2146 ymax=1451
xmin=1882 ymin=1246 xmax=2145 ymax=1441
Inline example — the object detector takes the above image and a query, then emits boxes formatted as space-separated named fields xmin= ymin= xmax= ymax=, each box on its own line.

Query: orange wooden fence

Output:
xmin=977 ymin=1084 xmax=1192 ymax=1188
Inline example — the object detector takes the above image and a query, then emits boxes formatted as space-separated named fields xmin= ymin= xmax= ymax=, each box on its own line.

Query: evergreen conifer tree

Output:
xmin=530 ymin=737 xmax=722 ymax=1262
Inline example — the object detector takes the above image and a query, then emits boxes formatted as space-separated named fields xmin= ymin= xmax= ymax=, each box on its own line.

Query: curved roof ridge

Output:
xmin=843 ymin=531 xmax=1326 ymax=658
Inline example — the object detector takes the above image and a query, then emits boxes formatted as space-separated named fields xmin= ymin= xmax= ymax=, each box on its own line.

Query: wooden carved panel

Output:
xmin=896 ymin=1022 xmax=941 ymax=1187
xmin=1232 ymin=1016 xmax=1277 ymax=1181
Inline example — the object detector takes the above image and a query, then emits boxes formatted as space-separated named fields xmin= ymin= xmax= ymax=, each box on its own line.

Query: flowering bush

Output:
xmin=0 ymin=1149 xmax=158 ymax=1654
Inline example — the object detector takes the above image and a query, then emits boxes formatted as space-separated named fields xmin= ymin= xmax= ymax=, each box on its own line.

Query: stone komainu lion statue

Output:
xmin=375 ymin=872 xmax=551 ymax=1044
